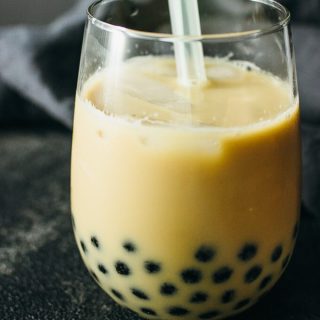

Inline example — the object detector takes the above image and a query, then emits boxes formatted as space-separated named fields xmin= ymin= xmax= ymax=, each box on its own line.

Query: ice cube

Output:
xmin=126 ymin=56 xmax=176 ymax=77
xmin=207 ymin=64 xmax=243 ymax=82
xmin=116 ymin=71 xmax=192 ymax=114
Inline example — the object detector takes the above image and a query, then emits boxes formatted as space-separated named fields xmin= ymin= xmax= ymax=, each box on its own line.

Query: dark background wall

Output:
xmin=0 ymin=0 xmax=76 ymax=25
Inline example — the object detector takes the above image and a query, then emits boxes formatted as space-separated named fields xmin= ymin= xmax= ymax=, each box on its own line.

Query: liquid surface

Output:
xmin=85 ymin=57 xmax=291 ymax=127
xmin=71 ymin=57 xmax=300 ymax=320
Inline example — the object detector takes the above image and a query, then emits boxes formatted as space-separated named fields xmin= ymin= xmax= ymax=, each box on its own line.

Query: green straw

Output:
xmin=168 ymin=0 xmax=207 ymax=85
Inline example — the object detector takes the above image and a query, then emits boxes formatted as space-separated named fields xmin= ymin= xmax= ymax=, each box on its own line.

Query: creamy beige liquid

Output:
xmin=71 ymin=57 xmax=300 ymax=320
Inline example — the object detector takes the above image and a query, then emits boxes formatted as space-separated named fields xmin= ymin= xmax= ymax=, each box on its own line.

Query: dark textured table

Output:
xmin=0 ymin=128 xmax=319 ymax=320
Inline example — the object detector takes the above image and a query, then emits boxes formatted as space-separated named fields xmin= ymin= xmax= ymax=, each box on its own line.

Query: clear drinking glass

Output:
xmin=71 ymin=0 xmax=300 ymax=319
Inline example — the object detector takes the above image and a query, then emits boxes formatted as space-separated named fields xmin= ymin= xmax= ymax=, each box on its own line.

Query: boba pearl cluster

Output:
xmin=72 ymin=216 xmax=298 ymax=320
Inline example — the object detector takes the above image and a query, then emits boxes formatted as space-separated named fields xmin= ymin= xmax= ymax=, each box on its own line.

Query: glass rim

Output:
xmin=87 ymin=0 xmax=291 ymax=42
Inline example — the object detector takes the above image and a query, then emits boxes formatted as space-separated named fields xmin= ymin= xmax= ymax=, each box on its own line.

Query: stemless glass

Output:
xmin=71 ymin=0 xmax=300 ymax=319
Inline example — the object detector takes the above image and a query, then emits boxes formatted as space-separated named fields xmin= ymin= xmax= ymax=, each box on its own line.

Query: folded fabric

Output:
xmin=0 ymin=0 xmax=90 ymax=127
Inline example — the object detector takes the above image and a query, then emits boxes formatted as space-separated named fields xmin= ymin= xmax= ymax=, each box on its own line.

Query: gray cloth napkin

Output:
xmin=0 ymin=0 xmax=90 ymax=127
xmin=0 ymin=0 xmax=319 ymax=214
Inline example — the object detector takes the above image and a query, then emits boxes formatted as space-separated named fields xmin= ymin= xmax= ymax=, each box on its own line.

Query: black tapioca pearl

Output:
xmin=259 ymin=275 xmax=273 ymax=290
xmin=98 ymin=263 xmax=108 ymax=275
xmin=282 ymin=255 xmax=290 ymax=270
xmin=140 ymin=308 xmax=157 ymax=316
xmin=80 ymin=240 xmax=87 ymax=254
xmin=90 ymin=270 xmax=99 ymax=283
xmin=91 ymin=236 xmax=100 ymax=249
xmin=181 ymin=268 xmax=202 ymax=284
xmin=111 ymin=288 xmax=125 ymax=301
xmin=123 ymin=241 xmax=136 ymax=253
xmin=168 ymin=307 xmax=190 ymax=316
xmin=245 ymin=265 xmax=262 ymax=283
xmin=195 ymin=245 xmax=216 ymax=263
xmin=160 ymin=283 xmax=177 ymax=296
xmin=144 ymin=261 xmax=161 ymax=274
xmin=131 ymin=288 xmax=149 ymax=300
xmin=238 ymin=243 xmax=258 ymax=262
xmin=234 ymin=298 xmax=251 ymax=310
xmin=271 ymin=245 xmax=283 ymax=262
xmin=221 ymin=289 xmax=236 ymax=304
xmin=115 ymin=261 xmax=131 ymax=276
xmin=213 ymin=266 xmax=233 ymax=284
xmin=246 ymin=65 xmax=252 ymax=71
xmin=190 ymin=291 xmax=208 ymax=303
xmin=198 ymin=310 xmax=220 ymax=319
